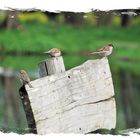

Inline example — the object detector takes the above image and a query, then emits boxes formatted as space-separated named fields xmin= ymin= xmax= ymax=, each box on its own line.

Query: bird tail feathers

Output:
xmin=90 ymin=51 xmax=108 ymax=55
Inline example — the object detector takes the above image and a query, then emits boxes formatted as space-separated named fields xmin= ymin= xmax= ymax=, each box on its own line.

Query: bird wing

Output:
xmin=99 ymin=46 xmax=109 ymax=51
xmin=90 ymin=51 xmax=109 ymax=55
xmin=90 ymin=51 xmax=101 ymax=54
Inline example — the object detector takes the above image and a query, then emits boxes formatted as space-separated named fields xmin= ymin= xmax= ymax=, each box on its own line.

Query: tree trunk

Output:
xmin=121 ymin=10 xmax=132 ymax=27
xmin=0 ymin=11 xmax=20 ymax=29
xmin=44 ymin=11 xmax=58 ymax=21
xmin=64 ymin=12 xmax=84 ymax=25
xmin=95 ymin=11 xmax=113 ymax=26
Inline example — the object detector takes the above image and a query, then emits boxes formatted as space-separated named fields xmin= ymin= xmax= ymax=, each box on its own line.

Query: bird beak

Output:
xmin=44 ymin=51 xmax=50 ymax=54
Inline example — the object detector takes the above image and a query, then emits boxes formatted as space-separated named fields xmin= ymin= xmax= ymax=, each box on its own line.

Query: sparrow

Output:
xmin=19 ymin=70 xmax=33 ymax=88
xmin=44 ymin=48 xmax=61 ymax=57
xmin=90 ymin=44 xmax=113 ymax=57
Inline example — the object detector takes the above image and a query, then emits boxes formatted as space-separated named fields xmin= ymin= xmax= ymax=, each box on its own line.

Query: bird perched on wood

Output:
xmin=44 ymin=48 xmax=61 ymax=57
xmin=90 ymin=44 xmax=113 ymax=57
xmin=19 ymin=70 xmax=33 ymax=88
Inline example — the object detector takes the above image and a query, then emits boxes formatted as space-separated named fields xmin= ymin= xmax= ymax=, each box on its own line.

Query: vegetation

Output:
xmin=0 ymin=22 xmax=140 ymax=74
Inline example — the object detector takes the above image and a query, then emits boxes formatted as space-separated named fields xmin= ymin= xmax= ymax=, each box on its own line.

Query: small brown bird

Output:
xmin=90 ymin=44 xmax=113 ymax=57
xmin=44 ymin=48 xmax=61 ymax=57
xmin=19 ymin=70 xmax=33 ymax=88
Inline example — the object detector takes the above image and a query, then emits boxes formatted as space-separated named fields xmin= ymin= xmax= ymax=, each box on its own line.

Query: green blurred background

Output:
xmin=0 ymin=10 xmax=140 ymax=134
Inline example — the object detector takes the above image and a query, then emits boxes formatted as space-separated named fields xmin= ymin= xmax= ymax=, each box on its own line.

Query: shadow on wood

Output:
xmin=19 ymin=86 xmax=37 ymax=134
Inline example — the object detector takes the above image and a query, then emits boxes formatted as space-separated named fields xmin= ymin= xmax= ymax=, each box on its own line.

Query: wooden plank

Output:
xmin=38 ymin=56 xmax=65 ymax=77
xmin=25 ymin=57 xmax=116 ymax=134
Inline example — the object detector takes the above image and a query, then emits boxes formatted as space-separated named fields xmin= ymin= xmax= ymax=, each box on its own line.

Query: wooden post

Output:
xmin=23 ymin=57 xmax=116 ymax=134
xmin=38 ymin=56 xmax=65 ymax=77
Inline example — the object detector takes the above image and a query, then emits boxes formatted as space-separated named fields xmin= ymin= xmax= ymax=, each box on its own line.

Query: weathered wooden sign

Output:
xmin=21 ymin=57 xmax=116 ymax=134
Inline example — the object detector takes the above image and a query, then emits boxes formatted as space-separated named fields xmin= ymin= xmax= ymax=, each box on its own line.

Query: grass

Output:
xmin=0 ymin=23 xmax=140 ymax=52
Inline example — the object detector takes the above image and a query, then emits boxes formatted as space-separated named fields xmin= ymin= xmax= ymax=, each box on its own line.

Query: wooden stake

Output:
xmin=38 ymin=56 xmax=65 ymax=77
